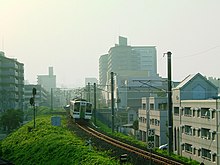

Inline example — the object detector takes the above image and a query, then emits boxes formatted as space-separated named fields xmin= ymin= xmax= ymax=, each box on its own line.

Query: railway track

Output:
xmin=76 ymin=123 xmax=184 ymax=165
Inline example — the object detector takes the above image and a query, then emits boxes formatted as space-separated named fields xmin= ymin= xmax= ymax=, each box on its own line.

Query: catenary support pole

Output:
xmin=167 ymin=51 xmax=173 ymax=155
xmin=94 ymin=83 xmax=97 ymax=125
xmin=88 ymin=82 xmax=90 ymax=102
xmin=111 ymin=72 xmax=114 ymax=133
xmin=51 ymin=88 xmax=53 ymax=111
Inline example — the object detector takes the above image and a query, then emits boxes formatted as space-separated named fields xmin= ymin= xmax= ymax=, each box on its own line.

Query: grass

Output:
xmin=0 ymin=114 xmax=121 ymax=165
xmin=93 ymin=119 xmax=200 ymax=165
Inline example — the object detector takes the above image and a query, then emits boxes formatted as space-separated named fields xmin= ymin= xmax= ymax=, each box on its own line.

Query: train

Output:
xmin=69 ymin=98 xmax=92 ymax=121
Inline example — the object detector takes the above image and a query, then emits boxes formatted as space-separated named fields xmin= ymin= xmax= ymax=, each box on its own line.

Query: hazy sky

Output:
xmin=0 ymin=0 xmax=220 ymax=87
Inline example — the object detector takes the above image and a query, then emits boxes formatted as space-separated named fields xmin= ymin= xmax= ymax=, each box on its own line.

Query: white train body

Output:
xmin=69 ymin=99 xmax=92 ymax=120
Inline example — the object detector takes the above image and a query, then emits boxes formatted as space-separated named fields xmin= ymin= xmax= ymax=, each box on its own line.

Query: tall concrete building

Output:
xmin=99 ymin=54 xmax=108 ymax=86
xmin=37 ymin=67 xmax=56 ymax=92
xmin=0 ymin=51 xmax=24 ymax=111
xmin=99 ymin=36 xmax=157 ymax=87
xmin=99 ymin=36 xmax=159 ymax=110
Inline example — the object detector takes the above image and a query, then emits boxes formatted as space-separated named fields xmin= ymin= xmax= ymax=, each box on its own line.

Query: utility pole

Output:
xmin=166 ymin=51 xmax=173 ymax=155
xmin=88 ymin=82 xmax=90 ymax=102
xmin=111 ymin=72 xmax=114 ymax=133
xmin=94 ymin=83 xmax=97 ymax=125
xmin=51 ymin=88 xmax=53 ymax=111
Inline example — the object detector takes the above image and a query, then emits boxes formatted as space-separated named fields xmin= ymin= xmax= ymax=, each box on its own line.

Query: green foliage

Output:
xmin=1 ymin=115 xmax=120 ymax=165
xmin=96 ymin=119 xmax=199 ymax=165
xmin=132 ymin=120 xmax=138 ymax=130
xmin=0 ymin=109 xmax=24 ymax=132
xmin=95 ymin=119 xmax=146 ymax=148
xmin=155 ymin=148 xmax=199 ymax=165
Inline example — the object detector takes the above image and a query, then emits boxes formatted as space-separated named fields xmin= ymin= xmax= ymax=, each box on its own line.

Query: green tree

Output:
xmin=133 ymin=120 xmax=139 ymax=139
xmin=0 ymin=109 xmax=24 ymax=132
xmin=133 ymin=120 xmax=139 ymax=130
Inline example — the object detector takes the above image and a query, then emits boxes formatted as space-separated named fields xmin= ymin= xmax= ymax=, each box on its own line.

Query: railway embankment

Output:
xmin=0 ymin=115 xmax=122 ymax=165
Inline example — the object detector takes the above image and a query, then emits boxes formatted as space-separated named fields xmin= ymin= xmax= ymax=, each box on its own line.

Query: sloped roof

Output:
xmin=175 ymin=74 xmax=196 ymax=89
xmin=174 ymin=73 xmax=218 ymax=90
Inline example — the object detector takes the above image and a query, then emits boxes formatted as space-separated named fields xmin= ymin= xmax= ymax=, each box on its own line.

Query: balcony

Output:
xmin=0 ymin=70 xmax=18 ymax=77
xmin=181 ymin=115 xmax=216 ymax=127
xmin=2 ymin=63 xmax=19 ymax=69
xmin=1 ymin=78 xmax=18 ymax=84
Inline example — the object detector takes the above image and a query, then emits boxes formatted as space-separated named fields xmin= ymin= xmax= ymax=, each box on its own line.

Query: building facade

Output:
xmin=0 ymin=51 xmax=24 ymax=111
xmin=99 ymin=36 xmax=157 ymax=87
xmin=37 ymin=67 xmax=56 ymax=92
xmin=139 ymin=97 xmax=168 ymax=147
xmin=24 ymin=84 xmax=48 ymax=109
xmin=173 ymin=73 xmax=219 ymax=165
xmin=98 ymin=36 xmax=159 ymax=110
xmin=99 ymin=54 xmax=108 ymax=86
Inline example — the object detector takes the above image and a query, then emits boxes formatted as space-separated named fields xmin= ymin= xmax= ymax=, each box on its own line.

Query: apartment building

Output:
xmin=0 ymin=51 xmax=24 ymax=111
xmin=24 ymin=84 xmax=48 ymax=109
xmin=99 ymin=36 xmax=157 ymax=87
xmin=139 ymin=97 xmax=168 ymax=147
xmin=99 ymin=36 xmax=159 ymax=109
xmin=173 ymin=73 xmax=219 ymax=165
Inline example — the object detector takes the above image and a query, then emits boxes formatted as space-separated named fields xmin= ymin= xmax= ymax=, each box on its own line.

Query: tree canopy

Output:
xmin=0 ymin=109 xmax=24 ymax=132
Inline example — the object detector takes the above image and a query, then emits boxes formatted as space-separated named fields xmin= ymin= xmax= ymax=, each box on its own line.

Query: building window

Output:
xmin=197 ymin=109 xmax=200 ymax=117
xmin=129 ymin=114 xmax=134 ymax=122
xmin=201 ymin=108 xmax=210 ymax=118
xmin=201 ymin=128 xmax=211 ymax=140
xmin=184 ymin=125 xmax=192 ymax=135
xmin=142 ymin=103 xmax=146 ymax=109
xmin=150 ymin=103 xmax=154 ymax=110
xmin=150 ymin=119 xmax=154 ymax=125
xmin=158 ymin=103 xmax=167 ymax=110
xmin=213 ymin=154 xmax=216 ymax=162
xmin=154 ymin=119 xmax=160 ymax=126
xmin=185 ymin=143 xmax=192 ymax=153
xmin=193 ymin=129 xmax=196 ymax=136
xmin=212 ymin=132 xmax=216 ymax=140
xmin=181 ymin=143 xmax=185 ymax=151
xmin=184 ymin=107 xmax=192 ymax=117
xmin=193 ymin=148 xmax=196 ymax=155
xmin=201 ymin=148 xmax=211 ymax=161
xmin=198 ymin=129 xmax=201 ymax=137
xmin=174 ymin=107 xmax=179 ymax=115
xmin=198 ymin=149 xmax=201 ymax=157
xmin=212 ymin=111 xmax=215 ymax=119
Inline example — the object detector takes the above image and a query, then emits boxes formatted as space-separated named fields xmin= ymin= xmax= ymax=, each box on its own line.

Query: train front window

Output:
xmin=74 ymin=102 xmax=80 ymax=112
xmin=86 ymin=103 xmax=92 ymax=112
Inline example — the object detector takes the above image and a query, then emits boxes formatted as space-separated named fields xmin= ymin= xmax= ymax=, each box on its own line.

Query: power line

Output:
xmin=175 ymin=45 xmax=220 ymax=59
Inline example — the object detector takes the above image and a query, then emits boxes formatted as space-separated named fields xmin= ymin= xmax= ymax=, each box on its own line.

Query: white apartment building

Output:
xmin=139 ymin=97 xmax=168 ymax=147
xmin=173 ymin=73 xmax=219 ymax=165
xmin=173 ymin=99 xmax=219 ymax=165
